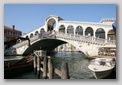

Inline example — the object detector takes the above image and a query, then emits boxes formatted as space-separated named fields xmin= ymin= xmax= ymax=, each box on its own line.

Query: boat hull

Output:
xmin=88 ymin=58 xmax=115 ymax=79
xmin=92 ymin=69 xmax=113 ymax=79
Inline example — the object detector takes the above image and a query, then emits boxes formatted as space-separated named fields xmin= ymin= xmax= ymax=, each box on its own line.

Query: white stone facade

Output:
xmin=22 ymin=15 xmax=116 ymax=52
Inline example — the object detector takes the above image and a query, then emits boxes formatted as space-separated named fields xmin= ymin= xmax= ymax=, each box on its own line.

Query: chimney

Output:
xmin=12 ymin=25 xmax=15 ymax=30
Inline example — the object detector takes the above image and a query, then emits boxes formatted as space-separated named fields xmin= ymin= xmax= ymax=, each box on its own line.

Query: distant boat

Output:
xmin=88 ymin=58 xmax=115 ymax=79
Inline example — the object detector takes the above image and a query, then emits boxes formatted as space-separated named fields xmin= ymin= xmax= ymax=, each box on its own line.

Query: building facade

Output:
xmin=4 ymin=25 xmax=22 ymax=49
xmin=4 ymin=25 xmax=22 ymax=42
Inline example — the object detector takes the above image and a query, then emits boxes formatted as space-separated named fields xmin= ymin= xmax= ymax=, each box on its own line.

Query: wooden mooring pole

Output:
xmin=33 ymin=55 xmax=37 ymax=74
xmin=43 ymin=56 xmax=48 ymax=79
xmin=37 ymin=56 xmax=41 ymax=78
xmin=48 ymin=56 xmax=53 ymax=79
xmin=61 ymin=62 xmax=69 ymax=79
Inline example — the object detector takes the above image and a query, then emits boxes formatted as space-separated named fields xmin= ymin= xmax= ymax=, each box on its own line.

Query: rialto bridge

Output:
xmin=6 ymin=15 xmax=116 ymax=57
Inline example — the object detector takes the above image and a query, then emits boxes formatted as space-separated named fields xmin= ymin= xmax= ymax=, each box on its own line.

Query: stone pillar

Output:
xmin=93 ymin=29 xmax=96 ymax=38
xmin=105 ymin=31 xmax=108 ymax=40
xmin=74 ymin=28 xmax=76 ymax=36
xmin=83 ymin=29 xmax=85 ymax=36
xmin=65 ymin=26 xmax=67 ymax=34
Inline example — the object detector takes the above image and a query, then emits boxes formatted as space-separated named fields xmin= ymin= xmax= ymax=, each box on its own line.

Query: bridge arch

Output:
xmin=30 ymin=33 xmax=34 ymax=38
xmin=59 ymin=25 xmax=65 ymax=33
xmin=47 ymin=18 xmax=56 ymax=31
xmin=85 ymin=27 xmax=94 ymax=36
xmin=23 ymin=39 xmax=66 ymax=55
xmin=67 ymin=25 xmax=74 ymax=34
xmin=26 ymin=35 xmax=29 ymax=38
xmin=35 ymin=31 xmax=39 ymax=36
xmin=107 ymin=29 xmax=115 ymax=40
xmin=40 ymin=28 xmax=45 ymax=33
xmin=75 ymin=26 xmax=83 ymax=35
xmin=95 ymin=28 xmax=105 ymax=39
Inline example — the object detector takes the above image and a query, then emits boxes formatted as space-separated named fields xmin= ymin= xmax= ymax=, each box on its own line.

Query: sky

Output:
xmin=4 ymin=4 xmax=116 ymax=33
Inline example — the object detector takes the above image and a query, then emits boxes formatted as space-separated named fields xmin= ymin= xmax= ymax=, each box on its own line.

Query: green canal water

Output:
xmin=5 ymin=52 xmax=96 ymax=79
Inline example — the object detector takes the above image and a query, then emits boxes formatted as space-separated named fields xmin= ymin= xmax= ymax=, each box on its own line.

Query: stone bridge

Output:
xmin=5 ymin=15 xmax=116 ymax=57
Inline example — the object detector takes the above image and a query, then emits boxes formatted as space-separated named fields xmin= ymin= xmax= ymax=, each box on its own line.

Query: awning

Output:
xmin=112 ymin=22 xmax=116 ymax=30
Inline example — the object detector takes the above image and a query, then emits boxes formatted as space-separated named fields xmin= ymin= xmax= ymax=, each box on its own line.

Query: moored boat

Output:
xmin=88 ymin=58 xmax=115 ymax=79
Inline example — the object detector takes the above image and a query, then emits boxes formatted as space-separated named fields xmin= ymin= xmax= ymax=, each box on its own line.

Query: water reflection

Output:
xmin=4 ymin=56 xmax=24 ymax=61
xmin=4 ymin=52 xmax=95 ymax=79
xmin=53 ymin=52 xmax=95 ymax=79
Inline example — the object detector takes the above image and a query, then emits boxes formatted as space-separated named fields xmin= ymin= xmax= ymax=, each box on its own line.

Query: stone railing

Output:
xmin=14 ymin=32 xmax=56 ymax=48
xmin=56 ymin=32 xmax=116 ymax=46
xmin=12 ymin=31 xmax=116 ymax=48
xmin=13 ymin=40 xmax=28 ymax=48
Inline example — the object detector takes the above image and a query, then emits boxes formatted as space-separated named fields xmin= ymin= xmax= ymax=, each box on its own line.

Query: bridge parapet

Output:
xmin=13 ymin=31 xmax=115 ymax=49
xmin=14 ymin=32 xmax=56 ymax=48
xmin=56 ymin=32 xmax=116 ymax=46
xmin=13 ymin=40 xmax=28 ymax=48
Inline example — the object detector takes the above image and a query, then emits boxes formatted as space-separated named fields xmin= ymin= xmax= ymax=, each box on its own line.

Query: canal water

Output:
xmin=52 ymin=52 xmax=94 ymax=79
xmin=5 ymin=52 xmax=96 ymax=79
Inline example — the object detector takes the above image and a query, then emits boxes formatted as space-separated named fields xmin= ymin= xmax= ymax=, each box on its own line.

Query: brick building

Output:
xmin=4 ymin=25 xmax=22 ymax=49
xmin=4 ymin=25 xmax=22 ymax=42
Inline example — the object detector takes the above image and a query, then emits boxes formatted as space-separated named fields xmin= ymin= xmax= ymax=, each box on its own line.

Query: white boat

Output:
xmin=88 ymin=58 xmax=115 ymax=79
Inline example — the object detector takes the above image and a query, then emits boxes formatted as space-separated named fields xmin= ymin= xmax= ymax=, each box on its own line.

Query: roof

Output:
xmin=4 ymin=25 xmax=21 ymax=32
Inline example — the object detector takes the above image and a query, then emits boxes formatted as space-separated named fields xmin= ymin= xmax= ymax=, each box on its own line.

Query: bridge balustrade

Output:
xmin=56 ymin=32 xmax=116 ymax=46
xmin=30 ymin=34 xmax=40 ymax=42
xmin=13 ymin=40 xmax=28 ymax=48
xmin=13 ymin=32 xmax=57 ymax=48
xmin=12 ymin=31 xmax=116 ymax=49
xmin=105 ymin=40 xmax=116 ymax=45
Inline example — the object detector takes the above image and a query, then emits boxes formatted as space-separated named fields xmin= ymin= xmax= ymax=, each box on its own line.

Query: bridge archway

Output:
xmin=35 ymin=31 xmax=39 ymax=36
xmin=59 ymin=25 xmax=65 ymax=33
xmin=67 ymin=25 xmax=74 ymax=34
xmin=75 ymin=26 xmax=83 ymax=35
xmin=26 ymin=35 xmax=29 ymax=39
xmin=23 ymin=39 xmax=66 ymax=55
xmin=40 ymin=28 xmax=45 ymax=33
xmin=107 ymin=29 xmax=115 ymax=40
xmin=47 ymin=18 xmax=56 ymax=31
xmin=30 ymin=33 xmax=34 ymax=38
xmin=95 ymin=28 xmax=105 ymax=39
xmin=85 ymin=27 xmax=94 ymax=36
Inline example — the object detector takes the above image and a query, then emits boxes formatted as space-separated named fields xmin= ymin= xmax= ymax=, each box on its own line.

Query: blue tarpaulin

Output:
xmin=112 ymin=22 xmax=116 ymax=30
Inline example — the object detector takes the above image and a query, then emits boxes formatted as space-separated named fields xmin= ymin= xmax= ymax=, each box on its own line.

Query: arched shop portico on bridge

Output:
xmin=12 ymin=15 xmax=116 ymax=56
xmin=24 ymin=15 xmax=116 ymax=41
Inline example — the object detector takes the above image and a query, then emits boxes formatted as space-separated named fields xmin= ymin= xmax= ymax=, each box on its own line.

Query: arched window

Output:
xmin=75 ymin=26 xmax=83 ymax=35
xmin=30 ymin=33 xmax=33 ymax=38
xmin=95 ymin=28 xmax=105 ymax=39
xmin=59 ymin=25 xmax=65 ymax=33
xmin=35 ymin=31 xmax=39 ymax=36
xmin=107 ymin=29 xmax=115 ymax=40
xmin=85 ymin=27 xmax=94 ymax=36
xmin=67 ymin=25 xmax=74 ymax=34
